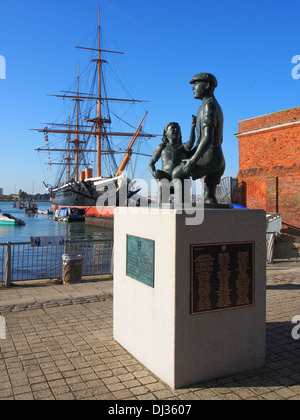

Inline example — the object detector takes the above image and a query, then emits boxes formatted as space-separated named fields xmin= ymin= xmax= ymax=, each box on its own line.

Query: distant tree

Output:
xmin=18 ymin=189 xmax=27 ymax=200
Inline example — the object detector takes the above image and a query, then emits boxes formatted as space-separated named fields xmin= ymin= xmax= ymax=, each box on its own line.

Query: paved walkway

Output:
xmin=0 ymin=261 xmax=299 ymax=400
xmin=0 ymin=277 xmax=113 ymax=313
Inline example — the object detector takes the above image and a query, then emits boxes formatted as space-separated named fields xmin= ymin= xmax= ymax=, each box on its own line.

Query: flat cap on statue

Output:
xmin=189 ymin=73 xmax=218 ymax=87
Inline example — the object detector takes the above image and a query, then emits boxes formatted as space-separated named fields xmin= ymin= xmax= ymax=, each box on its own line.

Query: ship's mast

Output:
xmin=66 ymin=63 xmax=85 ymax=182
xmin=97 ymin=6 xmax=102 ymax=177
xmin=65 ymin=109 xmax=71 ymax=182
xmin=115 ymin=111 xmax=148 ymax=177
xmin=76 ymin=63 xmax=80 ymax=180
xmin=74 ymin=63 xmax=80 ymax=181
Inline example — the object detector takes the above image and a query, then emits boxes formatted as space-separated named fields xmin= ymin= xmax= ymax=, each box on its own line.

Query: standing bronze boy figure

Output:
xmin=172 ymin=73 xmax=225 ymax=205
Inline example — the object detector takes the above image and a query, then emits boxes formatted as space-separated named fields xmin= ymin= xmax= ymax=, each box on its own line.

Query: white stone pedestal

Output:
xmin=113 ymin=208 xmax=266 ymax=389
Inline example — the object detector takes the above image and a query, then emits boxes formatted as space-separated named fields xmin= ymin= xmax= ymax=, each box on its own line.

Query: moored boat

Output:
xmin=0 ymin=213 xmax=26 ymax=226
xmin=24 ymin=201 xmax=38 ymax=214
xmin=53 ymin=207 xmax=85 ymax=223
xmin=13 ymin=200 xmax=25 ymax=209
xmin=38 ymin=209 xmax=53 ymax=215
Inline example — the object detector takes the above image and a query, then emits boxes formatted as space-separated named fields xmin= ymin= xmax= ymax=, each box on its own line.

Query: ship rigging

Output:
xmin=32 ymin=6 xmax=157 ymax=218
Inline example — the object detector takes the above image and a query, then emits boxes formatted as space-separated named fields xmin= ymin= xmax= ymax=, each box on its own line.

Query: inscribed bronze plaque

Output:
xmin=126 ymin=235 xmax=155 ymax=287
xmin=191 ymin=242 xmax=254 ymax=314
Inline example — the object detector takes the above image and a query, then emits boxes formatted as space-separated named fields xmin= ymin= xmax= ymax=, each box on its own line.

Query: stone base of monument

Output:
xmin=113 ymin=207 xmax=266 ymax=389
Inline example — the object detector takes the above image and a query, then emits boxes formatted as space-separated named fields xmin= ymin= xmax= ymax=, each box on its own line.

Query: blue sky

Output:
xmin=0 ymin=0 xmax=299 ymax=194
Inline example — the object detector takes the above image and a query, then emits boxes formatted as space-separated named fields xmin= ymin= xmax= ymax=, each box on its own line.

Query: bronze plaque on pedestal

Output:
xmin=191 ymin=242 xmax=254 ymax=315
xmin=126 ymin=235 xmax=155 ymax=288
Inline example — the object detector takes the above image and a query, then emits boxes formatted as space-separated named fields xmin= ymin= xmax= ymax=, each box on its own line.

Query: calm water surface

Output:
xmin=0 ymin=202 xmax=113 ymax=243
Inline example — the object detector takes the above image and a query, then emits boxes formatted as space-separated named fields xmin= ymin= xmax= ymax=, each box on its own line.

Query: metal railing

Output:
xmin=0 ymin=239 xmax=113 ymax=286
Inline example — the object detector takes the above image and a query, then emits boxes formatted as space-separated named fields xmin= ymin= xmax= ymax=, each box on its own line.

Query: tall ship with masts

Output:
xmin=34 ymin=7 xmax=156 ymax=219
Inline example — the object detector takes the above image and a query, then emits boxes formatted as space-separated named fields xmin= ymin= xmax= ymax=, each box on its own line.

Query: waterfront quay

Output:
xmin=0 ymin=261 xmax=299 ymax=401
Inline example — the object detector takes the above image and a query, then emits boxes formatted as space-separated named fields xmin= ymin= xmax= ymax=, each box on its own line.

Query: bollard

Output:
xmin=62 ymin=254 xmax=82 ymax=285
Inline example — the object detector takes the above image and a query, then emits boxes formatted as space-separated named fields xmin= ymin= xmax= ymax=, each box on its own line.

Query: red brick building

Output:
xmin=235 ymin=106 xmax=300 ymax=228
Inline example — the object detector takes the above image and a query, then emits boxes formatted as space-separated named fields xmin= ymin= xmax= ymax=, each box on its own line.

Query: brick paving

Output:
xmin=0 ymin=262 xmax=299 ymax=400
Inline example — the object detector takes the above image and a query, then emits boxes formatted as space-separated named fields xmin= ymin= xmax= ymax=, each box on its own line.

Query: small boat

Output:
xmin=17 ymin=201 xmax=25 ymax=209
xmin=13 ymin=200 xmax=25 ymax=209
xmin=53 ymin=207 xmax=85 ymax=223
xmin=24 ymin=201 xmax=38 ymax=213
xmin=38 ymin=209 xmax=54 ymax=215
xmin=0 ymin=213 xmax=26 ymax=226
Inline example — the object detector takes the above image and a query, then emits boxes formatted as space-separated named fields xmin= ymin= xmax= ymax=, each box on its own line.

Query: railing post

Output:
xmin=4 ymin=242 xmax=12 ymax=288
xmin=266 ymin=232 xmax=276 ymax=264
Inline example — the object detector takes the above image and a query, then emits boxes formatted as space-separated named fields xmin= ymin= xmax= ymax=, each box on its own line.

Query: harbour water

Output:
xmin=0 ymin=202 xmax=113 ymax=244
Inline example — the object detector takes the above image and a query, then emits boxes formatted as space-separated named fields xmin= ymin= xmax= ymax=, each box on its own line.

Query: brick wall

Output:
xmin=236 ymin=107 xmax=300 ymax=228
xmin=238 ymin=107 xmax=300 ymax=132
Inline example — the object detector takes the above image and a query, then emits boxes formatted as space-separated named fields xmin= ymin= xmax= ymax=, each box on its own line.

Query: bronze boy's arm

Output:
xmin=183 ymin=115 xmax=197 ymax=151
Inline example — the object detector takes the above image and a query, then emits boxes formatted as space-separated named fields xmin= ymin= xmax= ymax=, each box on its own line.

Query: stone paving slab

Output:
xmin=0 ymin=263 xmax=299 ymax=401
